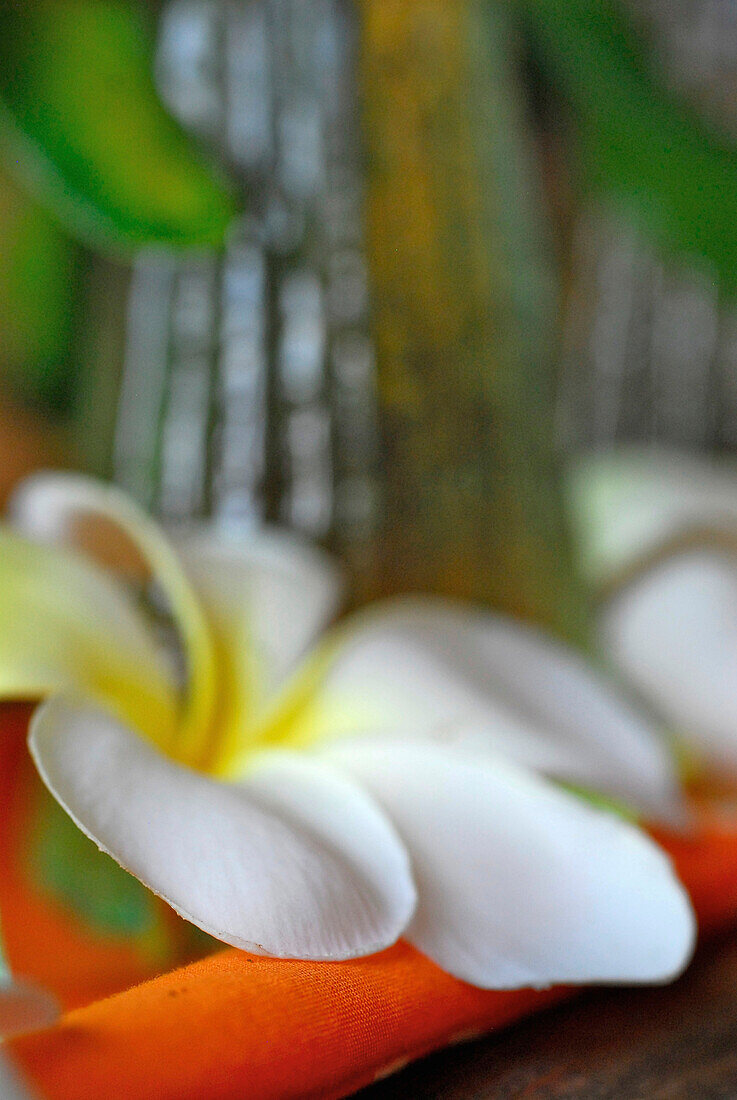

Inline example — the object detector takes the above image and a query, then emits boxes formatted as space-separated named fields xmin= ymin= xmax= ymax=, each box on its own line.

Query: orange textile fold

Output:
xmin=9 ymin=805 xmax=737 ymax=1100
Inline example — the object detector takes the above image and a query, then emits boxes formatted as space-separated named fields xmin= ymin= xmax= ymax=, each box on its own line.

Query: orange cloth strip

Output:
xmin=11 ymin=945 xmax=570 ymax=1100
xmin=8 ymin=803 xmax=737 ymax=1099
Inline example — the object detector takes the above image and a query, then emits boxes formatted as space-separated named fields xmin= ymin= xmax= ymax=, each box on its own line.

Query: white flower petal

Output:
xmin=282 ymin=599 xmax=680 ymax=820
xmin=176 ymin=526 xmax=343 ymax=765
xmin=9 ymin=472 xmax=218 ymax=767
xmin=29 ymin=698 xmax=415 ymax=961
xmin=0 ymin=979 xmax=58 ymax=1039
xmin=0 ymin=528 xmax=177 ymax=745
xmin=178 ymin=527 xmax=343 ymax=698
xmin=322 ymin=740 xmax=695 ymax=989
xmin=567 ymin=447 xmax=737 ymax=586
xmin=603 ymin=551 xmax=737 ymax=772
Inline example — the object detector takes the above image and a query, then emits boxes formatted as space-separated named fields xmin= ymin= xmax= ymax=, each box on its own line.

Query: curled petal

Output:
xmin=603 ymin=552 xmax=737 ymax=773
xmin=567 ymin=447 xmax=737 ymax=585
xmin=274 ymin=599 xmax=681 ymax=821
xmin=0 ymin=529 xmax=176 ymax=744
xmin=10 ymin=473 xmax=217 ymax=766
xmin=29 ymin=698 xmax=415 ymax=961
xmin=323 ymin=739 xmax=696 ymax=989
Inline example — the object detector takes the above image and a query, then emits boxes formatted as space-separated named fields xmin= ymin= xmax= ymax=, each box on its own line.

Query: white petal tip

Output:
xmin=324 ymin=740 xmax=696 ymax=990
xmin=29 ymin=699 xmax=416 ymax=964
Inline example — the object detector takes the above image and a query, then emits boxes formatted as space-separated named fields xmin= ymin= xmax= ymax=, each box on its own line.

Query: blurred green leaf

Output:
xmin=31 ymin=787 xmax=159 ymax=941
xmin=521 ymin=0 xmax=737 ymax=289
xmin=0 ymin=1 xmax=237 ymax=254
xmin=560 ymin=782 xmax=638 ymax=823
xmin=0 ymin=170 xmax=82 ymax=412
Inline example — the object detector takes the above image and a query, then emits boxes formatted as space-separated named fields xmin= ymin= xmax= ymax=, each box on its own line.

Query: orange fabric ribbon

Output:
xmin=4 ymin=704 xmax=737 ymax=1099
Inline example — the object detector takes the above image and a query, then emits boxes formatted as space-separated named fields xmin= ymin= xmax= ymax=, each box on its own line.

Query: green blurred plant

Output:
xmin=0 ymin=172 xmax=80 ymax=412
xmin=0 ymin=0 xmax=236 ymax=416
xmin=0 ymin=1 xmax=236 ymax=254
xmin=520 ymin=0 xmax=737 ymax=289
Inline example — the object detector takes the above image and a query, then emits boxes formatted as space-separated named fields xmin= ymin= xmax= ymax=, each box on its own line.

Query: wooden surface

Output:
xmin=357 ymin=929 xmax=737 ymax=1098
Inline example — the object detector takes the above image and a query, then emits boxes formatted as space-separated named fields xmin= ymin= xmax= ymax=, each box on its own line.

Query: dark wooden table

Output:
xmin=357 ymin=929 xmax=737 ymax=1098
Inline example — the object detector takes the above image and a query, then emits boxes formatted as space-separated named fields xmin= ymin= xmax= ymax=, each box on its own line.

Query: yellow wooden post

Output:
xmin=360 ymin=0 xmax=589 ymax=642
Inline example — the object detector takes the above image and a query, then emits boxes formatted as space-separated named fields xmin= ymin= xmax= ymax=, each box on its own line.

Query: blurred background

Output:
xmin=2 ymin=0 xmax=737 ymax=642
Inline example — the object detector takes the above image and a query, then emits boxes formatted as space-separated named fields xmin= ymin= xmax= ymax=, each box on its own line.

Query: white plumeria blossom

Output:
xmin=567 ymin=446 xmax=737 ymax=588
xmin=570 ymin=447 xmax=737 ymax=775
xmin=0 ymin=472 xmax=695 ymax=990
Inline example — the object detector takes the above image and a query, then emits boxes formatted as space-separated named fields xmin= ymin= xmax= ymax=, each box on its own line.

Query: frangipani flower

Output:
xmin=0 ymin=472 xmax=695 ymax=991
xmin=569 ymin=447 xmax=737 ymax=777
